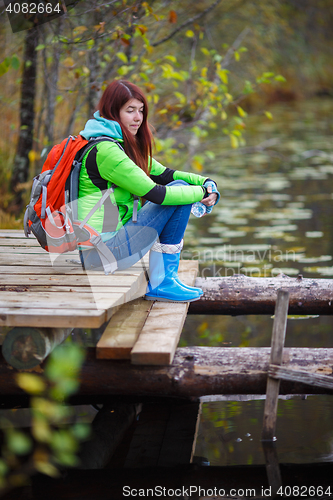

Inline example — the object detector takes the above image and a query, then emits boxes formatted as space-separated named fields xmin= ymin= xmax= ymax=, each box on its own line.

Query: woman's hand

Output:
xmin=201 ymin=185 xmax=218 ymax=207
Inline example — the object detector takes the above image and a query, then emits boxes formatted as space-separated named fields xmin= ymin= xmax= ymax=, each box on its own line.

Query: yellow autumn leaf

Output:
xmin=28 ymin=150 xmax=37 ymax=162
xmin=192 ymin=159 xmax=203 ymax=171
xmin=16 ymin=373 xmax=46 ymax=395
xmin=73 ymin=26 xmax=87 ymax=36
xmin=32 ymin=417 xmax=52 ymax=443
xmin=63 ymin=57 xmax=75 ymax=68
xmin=230 ymin=135 xmax=239 ymax=149
xmin=34 ymin=461 xmax=60 ymax=478
xmin=201 ymin=67 xmax=208 ymax=78
xmin=237 ymin=106 xmax=247 ymax=117
xmin=186 ymin=30 xmax=195 ymax=38
xmin=264 ymin=111 xmax=273 ymax=120
xmin=116 ymin=52 xmax=128 ymax=63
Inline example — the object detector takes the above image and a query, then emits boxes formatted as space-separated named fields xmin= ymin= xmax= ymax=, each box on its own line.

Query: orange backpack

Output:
xmin=24 ymin=135 xmax=123 ymax=274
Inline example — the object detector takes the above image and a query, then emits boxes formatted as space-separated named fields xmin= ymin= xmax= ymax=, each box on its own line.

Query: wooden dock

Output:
xmin=0 ymin=230 xmax=199 ymax=369
xmin=0 ymin=229 xmax=149 ymax=329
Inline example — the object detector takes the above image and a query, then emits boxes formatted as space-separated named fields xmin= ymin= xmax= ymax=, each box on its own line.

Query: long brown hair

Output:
xmin=97 ymin=80 xmax=153 ymax=175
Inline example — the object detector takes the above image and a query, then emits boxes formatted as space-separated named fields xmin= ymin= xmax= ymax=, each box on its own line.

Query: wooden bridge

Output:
xmin=1 ymin=230 xmax=333 ymax=497
xmin=1 ymin=229 xmax=333 ymax=399
xmin=0 ymin=229 xmax=199 ymax=370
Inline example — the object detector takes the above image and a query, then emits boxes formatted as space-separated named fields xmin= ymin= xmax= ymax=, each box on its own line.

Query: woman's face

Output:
xmin=119 ymin=98 xmax=144 ymax=135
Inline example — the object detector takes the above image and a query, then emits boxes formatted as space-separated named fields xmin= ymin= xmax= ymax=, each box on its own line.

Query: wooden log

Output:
xmin=262 ymin=290 xmax=289 ymax=441
xmin=1 ymin=347 xmax=333 ymax=398
xmin=2 ymin=326 xmax=73 ymax=370
xmin=189 ymin=274 xmax=333 ymax=315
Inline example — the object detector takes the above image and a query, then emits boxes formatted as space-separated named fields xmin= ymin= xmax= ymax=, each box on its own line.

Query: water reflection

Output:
xmin=185 ymin=98 xmax=333 ymax=466
xmin=194 ymin=395 xmax=333 ymax=466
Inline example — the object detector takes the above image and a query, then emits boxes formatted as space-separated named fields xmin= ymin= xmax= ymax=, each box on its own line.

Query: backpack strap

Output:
xmin=68 ymin=136 xmax=139 ymax=224
xmin=89 ymin=234 xmax=118 ymax=275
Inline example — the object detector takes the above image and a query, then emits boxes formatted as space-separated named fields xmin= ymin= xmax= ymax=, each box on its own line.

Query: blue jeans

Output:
xmin=80 ymin=180 xmax=192 ymax=271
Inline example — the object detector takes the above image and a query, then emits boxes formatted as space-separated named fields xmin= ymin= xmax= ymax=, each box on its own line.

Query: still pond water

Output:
xmin=182 ymin=97 xmax=333 ymax=466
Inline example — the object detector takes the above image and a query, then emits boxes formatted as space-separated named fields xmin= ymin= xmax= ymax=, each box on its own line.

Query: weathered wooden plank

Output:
xmin=0 ymin=246 xmax=55 ymax=253
xmin=0 ymin=252 xmax=149 ymax=268
xmin=269 ymin=364 xmax=333 ymax=390
xmin=190 ymin=275 xmax=333 ymax=315
xmin=0 ymin=230 xmax=28 ymax=237
xmin=2 ymin=347 xmax=333 ymax=395
xmin=0 ymin=274 xmax=142 ymax=287
xmin=130 ymin=261 xmax=199 ymax=365
xmin=262 ymin=290 xmax=289 ymax=441
xmin=0 ymin=253 xmax=77 ymax=266
xmin=0 ymin=265 xmax=143 ymax=276
xmin=0 ymin=285 xmax=138 ymax=294
xmin=0 ymin=237 xmax=40 ymax=246
xmin=96 ymin=260 xmax=198 ymax=362
xmin=0 ymin=290 xmax=126 ymax=309
xmin=131 ymin=302 xmax=189 ymax=365
xmin=0 ymin=307 xmax=106 ymax=328
xmin=96 ymin=299 xmax=153 ymax=359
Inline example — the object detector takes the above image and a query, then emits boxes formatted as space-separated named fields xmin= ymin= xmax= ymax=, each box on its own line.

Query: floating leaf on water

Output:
xmin=319 ymin=165 xmax=333 ymax=174
xmin=271 ymin=267 xmax=300 ymax=276
xmin=217 ymin=230 xmax=247 ymax=238
xmin=287 ymin=315 xmax=320 ymax=320
xmin=257 ymin=193 xmax=291 ymax=201
xmin=265 ymin=178 xmax=291 ymax=191
xmin=298 ymin=255 xmax=332 ymax=263
xmin=254 ymin=231 xmax=286 ymax=239
xmin=304 ymin=266 xmax=333 ymax=276
xmin=226 ymin=218 xmax=249 ymax=225
xmin=305 ymin=231 xmax=324 ymax=238
xmin=290 ymin=168 xmax=327 ymax=180
xmin=199 ymin=238 xmax=225 ymax=245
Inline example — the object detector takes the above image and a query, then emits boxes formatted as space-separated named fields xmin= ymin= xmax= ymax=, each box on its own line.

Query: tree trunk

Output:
xmin=188 ymin=274 xmax=333 ymax=315
xmin=10 ymin=27 xmax=39 ymax=213
xmin=41 ymin=19 xmax=63 ymax=145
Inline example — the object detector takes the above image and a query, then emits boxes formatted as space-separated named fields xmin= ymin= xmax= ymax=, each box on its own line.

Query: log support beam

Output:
xmin=1 ymin=347 xmax=333 ymax=399
xmin=189 ymin=274 xmax=333 ymax=315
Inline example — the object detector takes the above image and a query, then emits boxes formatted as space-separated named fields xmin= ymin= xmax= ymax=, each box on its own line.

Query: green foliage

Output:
xmin=0 ymin=55 xmax=20 ymax=77
xmin=0 ymin=344 xmax=89 ymax=493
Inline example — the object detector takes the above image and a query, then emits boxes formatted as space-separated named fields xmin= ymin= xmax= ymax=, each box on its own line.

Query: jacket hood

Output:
xmin=80 ymin=111 xmax=123 ymax=141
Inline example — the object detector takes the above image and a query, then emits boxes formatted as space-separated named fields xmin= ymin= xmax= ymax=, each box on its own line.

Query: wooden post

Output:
xmin=2 ymin=326 xmax=73 ymax=370
xmin=262 ymin=440 xmax=282 ymax=496
xmin=262 ymin=289 xmax=289 ymax=441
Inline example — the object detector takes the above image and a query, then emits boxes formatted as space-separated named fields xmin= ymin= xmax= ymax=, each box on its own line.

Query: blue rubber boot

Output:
xmin=145 ymin=250 xmax=202 ymax=302
xmin=162 ymin=251 xmax=203 ymax=296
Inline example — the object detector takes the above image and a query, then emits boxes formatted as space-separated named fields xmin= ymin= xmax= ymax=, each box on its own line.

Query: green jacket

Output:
xmin=78 ymin=113 xmax=209 ymax=233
